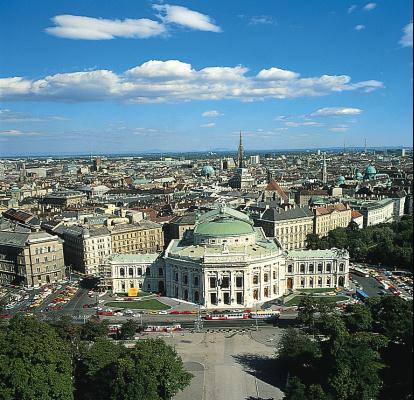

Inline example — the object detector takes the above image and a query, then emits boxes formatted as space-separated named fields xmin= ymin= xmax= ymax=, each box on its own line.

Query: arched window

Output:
xmin=138 ymin=267 xmax=142 ymax=275
xmin=130 ymin=281 xmax=134 ymax=288
xmin=129 ymin=267 xmax=133 ymax=277
xmin=158 ymin=267 xmax=163 ymax=277
xmin=287 ymin=265 xmax=293 ymax=273
xmin=339 ymin=263 xmax=345 ymax=272
xmin=120 ymin=268 xmax=125 ymax=277
xmin=309 ymin=277 xmax=314 ymax=287
xmin=327 ymin=277 xmax=331 ymax=286
xmin=317 ymin=263 xmax=323 ymax=272
xmin=300 ymin=278 xmax=305 ymax=288
xmin=253 ymin=275 xmax=259 ymax=285
xmin=326 ymin=263 xmax=332 ymax=272
xmin=194 ymin=276 xmax=199 ymax=286
xmin=300 ymin=264 xmax=305 ymax=273
xmin=309 ymin=264 xmax=314 ymax=273
xmin=264 ymin=273 xmax=269 ymax=283
xmin=194 ymin=291 xmax=199 ymax=303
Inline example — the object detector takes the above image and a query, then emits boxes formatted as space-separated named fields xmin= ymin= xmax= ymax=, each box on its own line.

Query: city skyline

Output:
xmin=0 ymin=0 xmax=412 ymax=155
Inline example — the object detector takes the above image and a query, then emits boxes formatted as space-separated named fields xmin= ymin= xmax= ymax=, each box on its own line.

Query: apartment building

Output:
xmin=314 ymin=203 xmax=352 ymax=237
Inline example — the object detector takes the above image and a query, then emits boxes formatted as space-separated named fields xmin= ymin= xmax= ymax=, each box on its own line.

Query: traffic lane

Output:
xmin=350 ymin=274 xmax=383 ymax=297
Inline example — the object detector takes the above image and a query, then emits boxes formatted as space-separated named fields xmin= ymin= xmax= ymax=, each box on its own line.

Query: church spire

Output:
xmin=237 ymin=131 xmax=244 ymax=168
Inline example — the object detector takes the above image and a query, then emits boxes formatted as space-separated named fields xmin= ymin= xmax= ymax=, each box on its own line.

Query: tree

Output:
xmin=75 ymin=338 xmax=126 ymax=400
xmin=297 ymin=295 xmax=317 ymax=330
xmin=343 ymin=303 xmax=373 ymax=333
xmin=0 ymin=315 xmax=74 ymax=400
xmin=49 ymin=316 xmax=85 ymax=359
xmin=80 ymin=318 xmax=109 ymax=341
xmin=306 ymin=233 xmax=322 ymax=250
xmin=76 ymin=338 xmax=192 ymax=400
xmin=119 ymin=319 xmax=139 ymax=340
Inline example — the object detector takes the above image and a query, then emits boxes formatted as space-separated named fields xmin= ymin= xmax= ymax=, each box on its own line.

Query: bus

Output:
xmin=249 ymin=310 xmax=280 ymax=319
xmin=350 ymin=266 xmax=370 ymax=277
xmin=355 ymin=289 xmax=370 ymax=301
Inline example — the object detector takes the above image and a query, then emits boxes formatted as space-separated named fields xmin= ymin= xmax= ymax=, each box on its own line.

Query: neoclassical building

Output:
xmin=163 ymin=205 xmax=349 ymax=308
xmin=104 ymin=206 xmax=350 ymax=309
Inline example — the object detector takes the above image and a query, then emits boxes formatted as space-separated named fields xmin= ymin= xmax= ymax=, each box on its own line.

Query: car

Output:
xmin=169 ymin=310 xmax=180 ymax=315
xmin=158 ymin=310 xmax=168 ymax=315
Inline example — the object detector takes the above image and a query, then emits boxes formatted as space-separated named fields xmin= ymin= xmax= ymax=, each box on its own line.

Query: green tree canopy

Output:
xmin=0 ymin=315 xmax=74 ymax=400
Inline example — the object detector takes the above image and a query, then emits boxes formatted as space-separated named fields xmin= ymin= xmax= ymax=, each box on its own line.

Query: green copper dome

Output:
xmin=201 ymin=165 xmax=215 ymax=177
xmin=194 ymin=218 xmax=254 ymax=236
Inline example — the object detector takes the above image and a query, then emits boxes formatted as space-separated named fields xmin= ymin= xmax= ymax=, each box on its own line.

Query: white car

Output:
xmin=158 ymin=310 xmax=168 ymax=315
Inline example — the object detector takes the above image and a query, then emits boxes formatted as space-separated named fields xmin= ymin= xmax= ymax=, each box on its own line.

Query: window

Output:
xmin=236 ymin=276 xmax=243 ymax=288
xmin=129 ymin=267 xmax=134 ymax=277
xmin=327 ymin=277 xmax=331 ymax=286
xmin=194 ymin=276 xmax=199 ymax=286
xmin=175 ymin=272 xmax=179 ymax=282
xmin=138 ymin=267 xmax=142 ymax=276
xmin=309 ymin=264 xmax=314 ymax=273
xmin=184 ymin=275 xmax=188 ymax=285
xmin=210 ymin=293 xmax=217 ymax=305
xmin=210 ymin=277 xmax=216 ymax=288
xmin=253 ymin=289 xmax=258 ymax=300
xmin=273 ymin=284 xmax=277 ymax=294
xmin=264 ymin=287 xmax=269 ymax=297
xmin=253 ymin=275 xmax=259 ymax=285
xmin=264 ymin=273 xmax=269 ymax=283
xmin=301 ymin=278 xmax=305 ymax=288
xmin=309 ymin=277 xmax=314 ymax=287
xmin=130 ymin=281 xmax=134 ymax=288
xmin=120 ymin=268 xmax=125 ymax=277
xmin=339 ymin=263 xmax=345 ymax=272
xmin=221 ymin=277 xmax=229 ymax=288
xmin=223 ymin=293 xmax=230 ymax=305
xmin=317 ymin=263 xmax=323 ymax=272
xmin=158 ymin=268 xmax=163 ymax=277
xmin=236 ymin=292 xmax=243 ymax=304
xmin=326 ymin=263 xmax=332 ymax=272
xmin=300 ymin=264 xmax=305 ymax=273
xmin=146 ymin=267 xmax=150 ymax=276
xmin=287 ymin=265 xmax=293 ymax=273
xmin=318 ymin=277 xmax=322 ymax=287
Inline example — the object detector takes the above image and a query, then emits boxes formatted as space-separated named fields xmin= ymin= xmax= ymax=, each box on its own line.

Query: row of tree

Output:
xmin=0 ymin=316 xmax=192 ymax=400
xmin=306 ymin=215 xmax=413 ymax=270
xmin=279 ymin=295 xmax=413 ymax=400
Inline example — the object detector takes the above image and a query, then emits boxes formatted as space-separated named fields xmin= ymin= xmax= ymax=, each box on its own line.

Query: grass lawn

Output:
xmin=105 ymin=299 xmax=170 ymax=310
xmin=114 ymin=291 xmax=151 ymax=298
xmin=284 ymin=295 xmax=349 ymax=307
xmin=297 ymin=288 xmax=336 ymax=294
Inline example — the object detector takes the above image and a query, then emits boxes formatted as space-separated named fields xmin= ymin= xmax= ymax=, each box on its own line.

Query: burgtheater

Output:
xmin=164 ymin=205 xmax=349 ymax=308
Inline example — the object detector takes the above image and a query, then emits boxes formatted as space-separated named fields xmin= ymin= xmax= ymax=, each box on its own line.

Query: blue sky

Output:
xmin=0 ymin=0 xmax=412 ymax=155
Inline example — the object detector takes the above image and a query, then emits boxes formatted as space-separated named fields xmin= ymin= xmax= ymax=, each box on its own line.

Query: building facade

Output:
xmin=285 ymin=249 xmax=349 ymax=291
xmin=0 ymin=230 xmax=65 ymax=287
xmin=314 ymin=203 xmax=352 ymax=237
xmin=252 ymin=206 xmax=314 ymax=250
xmin=110 ymin=221 xmax=164 ymax=254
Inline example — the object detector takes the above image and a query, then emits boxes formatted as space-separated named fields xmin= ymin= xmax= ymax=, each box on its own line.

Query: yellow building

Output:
xmin=314 ymin=203 xmax=352 ymax=238
xmin=110 ymin=221 xmax=164 ymax=254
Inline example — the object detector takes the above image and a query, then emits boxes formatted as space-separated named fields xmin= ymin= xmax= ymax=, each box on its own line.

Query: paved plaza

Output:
xmin=165 ymin=328 xmax=285 ymax=400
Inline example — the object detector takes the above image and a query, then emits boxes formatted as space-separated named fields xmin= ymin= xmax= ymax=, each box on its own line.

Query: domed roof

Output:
xmin=365 ymin=165 xmax=377 ymax=175
xmin=336 ymin=175 xmax=346 ymax=183
xmin=201 ymin=165 xmax=214 ymax=176
xmin=194 ymin=217 xmax=254 ymax=237
xmin=356 ymin=171 xmax=364 ymax=180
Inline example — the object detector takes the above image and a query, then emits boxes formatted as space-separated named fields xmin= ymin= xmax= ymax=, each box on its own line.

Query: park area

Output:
xmin=105 ymin=299 xmax=170 ymax=310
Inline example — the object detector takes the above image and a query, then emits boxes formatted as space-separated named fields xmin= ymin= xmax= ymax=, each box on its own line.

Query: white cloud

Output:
xmin=126 ymin=60 xmax=194 ymax=79
xmin=363 ymin=3 xmax=377 ymax=11
xmin=200 ymin=122 xmax=215 ymax=128
xmin=46 ymin=15 xmax=166 ymax=40
xmin=0 ymin=129 xmax=41 ymax=137
xmin=348 ymin=5 xmax=357 ymax=13
xmin=0 ymin=60 xmax=384 ymax=103
xmin=153 ymin=4 xmax=221 ymax=32
xmin=329 ymin=125 xmax=349 ymax=132
xmin=248 ymin=15 xmax=275 ymax=25
xmin=311 ymin=107 xmax=363 ymax=116
xmin=0 ymin=108 xmax=69 ymax=122
xmin=285 ymin=121 xmax=322 ymax=127
xmin=355 ymin=25 xmax=366 ymax=31
xmin=257 ymin=67 xmax=300 ymax=80
xmin=202 ymin=110 xmax=222 ymax=117
xmin=399 ymin=22 xmax=413 ymax=47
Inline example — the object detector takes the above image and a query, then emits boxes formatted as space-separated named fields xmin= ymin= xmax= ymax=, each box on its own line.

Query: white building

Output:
xmin=103 ymin=253 xmax=162 ymax=294
xmin=163 ymin=205 xmax=350 ymax=309
xmin=349 ymin=198 xmax=395 ymax=228
xmin=285 ymin=249 xmax=349 ymax=291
